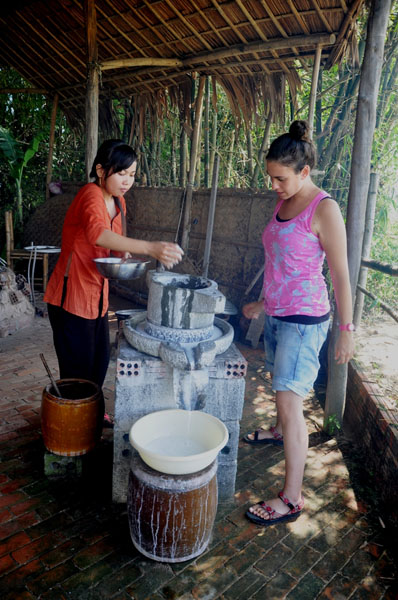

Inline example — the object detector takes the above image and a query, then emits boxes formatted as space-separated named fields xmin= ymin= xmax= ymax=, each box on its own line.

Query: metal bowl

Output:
xmin=93 ymin=257 xmax=150 ymax=280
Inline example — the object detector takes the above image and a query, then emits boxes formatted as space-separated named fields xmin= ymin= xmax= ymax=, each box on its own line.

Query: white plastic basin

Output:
xmin=129 ymin=409 xmax=229 ymax=475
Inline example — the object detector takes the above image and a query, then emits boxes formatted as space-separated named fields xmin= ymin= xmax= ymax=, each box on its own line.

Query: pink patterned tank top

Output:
xmin=262 ymin=190 xmax=331 ymax=317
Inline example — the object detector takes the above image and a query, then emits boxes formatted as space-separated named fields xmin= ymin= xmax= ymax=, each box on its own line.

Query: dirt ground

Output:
xmin=354 ymin=315 xmax=398 ymax=404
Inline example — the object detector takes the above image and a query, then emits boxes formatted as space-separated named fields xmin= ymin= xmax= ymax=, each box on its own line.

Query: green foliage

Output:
xmin=0 ymin=1 xmax=398 ymax=306
xmin=0 ymin=125 xmax=44 ymax=222
xmin=323 ymin=413 xmax=342 ymax=436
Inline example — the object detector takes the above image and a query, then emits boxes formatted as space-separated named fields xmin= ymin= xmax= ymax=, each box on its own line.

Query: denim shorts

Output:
xmin=264 ymin=315 xmax=330 ymax=398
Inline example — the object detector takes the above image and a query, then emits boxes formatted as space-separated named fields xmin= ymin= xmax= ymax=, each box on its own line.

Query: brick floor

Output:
xmin=0 ymin=295 xmax=396 ymax=599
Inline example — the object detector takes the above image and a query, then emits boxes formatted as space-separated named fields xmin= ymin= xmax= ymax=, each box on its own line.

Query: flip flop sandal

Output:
xmin=246 ymin=491 xmax=304 ymax=527
xmin=103 ymin=413 xmax=114 ymax=428
xmin=243 ymin=425 xmax=284 ymax=446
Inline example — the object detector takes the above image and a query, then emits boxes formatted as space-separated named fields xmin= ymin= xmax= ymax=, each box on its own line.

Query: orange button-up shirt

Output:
xmin=44 ymin=183 xmax=126 ymax=319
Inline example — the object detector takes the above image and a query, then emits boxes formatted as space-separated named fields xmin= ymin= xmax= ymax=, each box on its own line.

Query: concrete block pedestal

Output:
xmin=112 ymin=335 xmax=247 ymax=503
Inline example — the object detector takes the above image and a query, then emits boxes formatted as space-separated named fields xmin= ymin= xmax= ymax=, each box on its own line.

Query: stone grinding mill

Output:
xmin=112 ymin=270 xmax=247 ymax=504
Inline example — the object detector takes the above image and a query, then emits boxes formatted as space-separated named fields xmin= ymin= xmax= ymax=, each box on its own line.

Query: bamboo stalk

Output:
xmin=0 ymin=88 xmax=48 ymax=94
xmin=181 ymin=76 xmax=206 ymax=251
xmin=251 ymin=109 xmax=273 ymax=188
xmin=356 ymin=285 xmax=398 ymax=323
xmin=101 ymin=58 xmax=183 ymax=70
xmin=308 ymin=44 xmax=322 ymax=139
xmin=46 ymin=93 xmax=59 ymax=201
xmin=204 ymin=76 xmax=210 ymax=188
xmin=354 ymin=172 xmax=379 ymax=326
xmin=360 ymin=258 xmax=398 ymax=277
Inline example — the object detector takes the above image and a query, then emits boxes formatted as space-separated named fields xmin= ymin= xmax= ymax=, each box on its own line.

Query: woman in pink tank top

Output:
xmin=242 ymin=121 xmax=354 ymax=527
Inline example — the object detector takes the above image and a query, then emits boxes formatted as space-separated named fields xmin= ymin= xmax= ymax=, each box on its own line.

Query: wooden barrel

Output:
xmin=41 ymin=379 xmax=104 ymax=456
xmin=127 ymin=454 xmax=218 ymax=562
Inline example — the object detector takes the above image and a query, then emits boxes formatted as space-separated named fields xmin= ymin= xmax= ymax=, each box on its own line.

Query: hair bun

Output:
xmin=289 ymin=120 xmax=309 ymax=141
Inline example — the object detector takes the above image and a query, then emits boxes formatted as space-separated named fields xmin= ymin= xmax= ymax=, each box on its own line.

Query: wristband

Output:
xmin=339 ymin=323 xmax=355 ymax=332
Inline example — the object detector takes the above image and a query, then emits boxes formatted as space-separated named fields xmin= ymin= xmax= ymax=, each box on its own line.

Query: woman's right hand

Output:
xmin=242 ymin=301 xmax=264 ymax=320
xmin=148 ymin=241 xmax=184 ymax=269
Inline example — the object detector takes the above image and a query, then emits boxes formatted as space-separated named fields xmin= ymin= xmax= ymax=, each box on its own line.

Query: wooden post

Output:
xmin=45 ymin=93 xmax=59 ymax=201
xmin=325 ymin=0 xmax=392 ymax=427
xmin=84 ymin=0 xmax=99 ymax=182
xmin=308 ymin=44 xmax=322 ymax=139
xmin=353 ymin=172 xmax=380 ymax=326
xmin=181 ymin=76 xmax=205 ymax=252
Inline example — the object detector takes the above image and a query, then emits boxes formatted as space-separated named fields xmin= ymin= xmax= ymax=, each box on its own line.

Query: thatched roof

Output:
xmin=0 ymin=0 xmax=364 ymax=129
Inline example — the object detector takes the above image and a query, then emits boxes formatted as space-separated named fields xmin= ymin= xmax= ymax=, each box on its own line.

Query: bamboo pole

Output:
xmin=246 ymin=128 xmax=254 ymax=179
xmin=187 ymin=33 xmax=335 ymax=65
xmin=360 ymin=258 xmax=398 ymax=277
xmin=179 ymin=124 xmax=187 ymax=187
xmin=324 ymin=0 xmax=392 ymax=428
xmin=204 ymin=76 xmax=210 ymax=187
xmin=225 ymin=130 xmax=235 ymax=187
xmin=202 ymin=154 xmax=220 ymax=278
xmin=101 ymin=58 xmax=183 ymax=70
xmin=84 ymin=0 xmax=99 ymax=182
xmin=353 ymin=172 xmax=380 ymax=326
xmin=5 ymin=211 xmax=12 ymax=267
xmin=356 ymin=285 xmax=398 ymax=323
xmin=108 ymin=34 xmax=336 ymax=84
xmin=45 ymin=93 xmax=59 ymax=201
xmin=251 ymin=109 xmax=273 ymax=188
xmin=308 ymin=44 xmax=322 ymax=139
xmin=181 ymin=76 xmax=206 ymax=252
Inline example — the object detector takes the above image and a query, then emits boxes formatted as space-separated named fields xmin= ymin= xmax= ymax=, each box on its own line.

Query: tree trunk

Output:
xmin=84 ymin=0 xmax=99 ymax=181
xmin=353 ymin=172 xmax=379 ymax=326
xmin=325 ymin=0 xmax=392 ymax=428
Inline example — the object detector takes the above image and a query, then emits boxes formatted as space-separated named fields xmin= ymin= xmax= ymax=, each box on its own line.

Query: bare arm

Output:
xmin=242 ymin=300 xmax=264 ymax=320
xmin=315 ymin=199 xmax=354 ymax=364
xmin=95 ymin=229 xmax=183 ymax=269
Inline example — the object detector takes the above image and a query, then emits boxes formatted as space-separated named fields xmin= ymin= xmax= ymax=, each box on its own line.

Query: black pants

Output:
xmin=47 ymin=302 xmax=110 ymax=389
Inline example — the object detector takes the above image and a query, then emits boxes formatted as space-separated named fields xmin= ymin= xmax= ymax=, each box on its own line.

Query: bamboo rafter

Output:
xmin=0 ymin=0 xmax=364 ymax=137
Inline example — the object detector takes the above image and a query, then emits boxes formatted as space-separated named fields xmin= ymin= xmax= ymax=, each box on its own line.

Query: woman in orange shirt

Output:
xmin=44 ymin=139 xmax=183 ymax=388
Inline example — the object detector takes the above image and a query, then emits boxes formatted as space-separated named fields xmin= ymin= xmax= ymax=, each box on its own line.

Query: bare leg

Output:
xmin=248 ymin=390 xmax=307 ymax=519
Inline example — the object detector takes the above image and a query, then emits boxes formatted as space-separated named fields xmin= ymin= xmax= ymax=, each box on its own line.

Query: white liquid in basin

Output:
xmin=145 ymin=435 xmax=207 ymax=457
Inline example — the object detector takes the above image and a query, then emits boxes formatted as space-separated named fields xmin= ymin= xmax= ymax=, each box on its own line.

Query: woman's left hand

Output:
xmin=334 ymin=331 xmax=355 ymax=364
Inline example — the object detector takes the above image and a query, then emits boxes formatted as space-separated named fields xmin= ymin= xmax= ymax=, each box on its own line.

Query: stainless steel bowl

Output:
xmin=93 ymin=257 xmax=150 ymax=280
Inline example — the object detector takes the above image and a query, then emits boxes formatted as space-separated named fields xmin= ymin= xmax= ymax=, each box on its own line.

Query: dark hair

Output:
xmin=90 ymin=139 xmax=137 ymax=180
xmin=266 ymin=120 xmax=316 ymax=172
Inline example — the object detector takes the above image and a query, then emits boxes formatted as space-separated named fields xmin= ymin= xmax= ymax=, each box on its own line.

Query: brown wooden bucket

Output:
xmin=41 ymin=379 xmax=104 ymax=456
xmin=127 ymin=454 xmax=218 ymax=562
